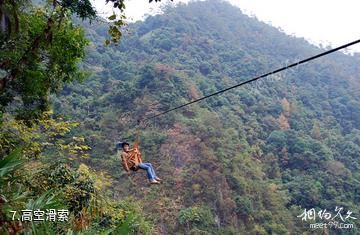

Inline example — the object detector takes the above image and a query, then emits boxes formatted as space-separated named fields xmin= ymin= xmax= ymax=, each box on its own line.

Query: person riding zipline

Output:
xmin=117 ymin=141 xmax=162 ymax=184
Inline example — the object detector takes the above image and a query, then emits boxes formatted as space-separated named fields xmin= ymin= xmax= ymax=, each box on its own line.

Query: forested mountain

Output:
xmin=50 ymin=1 xmax=360 ymax=234
xmin=2 ymin=0 xmax=359 ymax=234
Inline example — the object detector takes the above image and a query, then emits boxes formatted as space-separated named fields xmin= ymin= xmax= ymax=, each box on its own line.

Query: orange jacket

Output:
xmin=120 ymin=147 xmax=142 ymax=171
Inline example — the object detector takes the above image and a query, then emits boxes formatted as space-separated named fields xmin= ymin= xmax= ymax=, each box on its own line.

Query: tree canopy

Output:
xmin=1 ymin=0 xmax=360 ymax=234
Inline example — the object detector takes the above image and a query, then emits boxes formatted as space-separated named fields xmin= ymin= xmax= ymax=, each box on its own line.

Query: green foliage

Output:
xmin=234 ymin=196 xmax=253 ymax=217
xmin=52 ymin=0 xmax=360 ymax=231
xmin=58 ymin=0 xmax=97 ymax=20
xmin=0 ymin=1 xmax=89 ymax=120
xmin=0 ymin=0 xmax=162 ymax=234
xmin=0 ymin=147 xmax=151 ymax=234
xmin=0 ymin=148 xmax=23 ymax=178
xmin=179 ymin=206 xmax=217 ymax=234
xmin=58 ymin=1 xmax=360 ymax=233
xmin=0 ymin=112 xmax=84 ymax=160
xmin=2 ymin=0 xmax=360 ymax=234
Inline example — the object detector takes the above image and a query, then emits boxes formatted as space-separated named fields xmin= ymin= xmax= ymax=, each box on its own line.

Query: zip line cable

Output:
xmin=139 ymin=39 xmax=360 ymax=124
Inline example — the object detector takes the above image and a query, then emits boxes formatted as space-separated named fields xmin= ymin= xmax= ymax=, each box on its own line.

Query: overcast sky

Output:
xmin=92 ymin=0 xmax=360 ymax=52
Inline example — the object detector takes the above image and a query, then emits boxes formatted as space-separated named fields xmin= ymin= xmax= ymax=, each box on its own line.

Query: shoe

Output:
xmin=155 ymin=177 xmax=162 ymax=181
xmin=150 ymin=179 xmax=160 ymax=184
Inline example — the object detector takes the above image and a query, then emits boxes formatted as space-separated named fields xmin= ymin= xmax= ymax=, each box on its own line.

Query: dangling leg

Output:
xmin=143 ymin=163 xmax=161 ymax=181
xmin=143 ymin=163 xmax=156 ymax=178
xmin=138 ymin=163 xmax=153 ymax=180
xmin=139 ymin=163 xmax=159 ymax=184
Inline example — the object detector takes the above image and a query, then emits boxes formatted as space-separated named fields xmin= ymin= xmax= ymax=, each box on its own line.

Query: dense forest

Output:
xmin=1 ymin=0 xmax=360 ymax=234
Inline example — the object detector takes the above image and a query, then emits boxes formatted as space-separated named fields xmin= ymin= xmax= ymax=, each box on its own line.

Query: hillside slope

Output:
xmin=55 ymin=1 xmax=360 ymax=234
